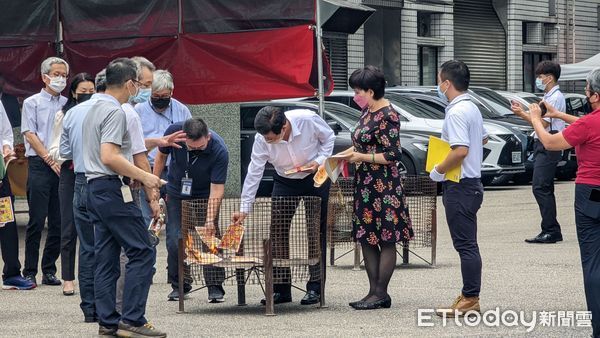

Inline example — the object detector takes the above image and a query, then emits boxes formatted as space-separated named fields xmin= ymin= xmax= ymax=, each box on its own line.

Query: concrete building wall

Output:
xmin=187 ymin=103 xmax=241 ymax=197
xmin=345 ymin=0 xmax=600 ymax=91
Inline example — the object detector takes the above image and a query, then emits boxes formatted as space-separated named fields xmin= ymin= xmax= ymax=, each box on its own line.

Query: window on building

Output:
xmin=418 ymin=46 xmax=438 ymax=86
xmin=417 ymin=12 xmax=433 ymax=37
xmin=523 ymin=52 xmax=553 ymax=92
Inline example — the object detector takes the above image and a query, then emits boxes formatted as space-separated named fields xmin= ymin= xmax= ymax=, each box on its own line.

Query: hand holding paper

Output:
xmin=429 ymin=165 xmax=445 ymax=182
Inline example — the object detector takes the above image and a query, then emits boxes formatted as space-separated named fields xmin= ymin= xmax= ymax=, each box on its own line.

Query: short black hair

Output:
xmin=254 ymin=106 xmax=286 ymax=135
xmin=105 ymin=58 xmax=138 ymax=88
xmin=348 ymin=65 xmax=386 ymax=100
xmin=535 ymin=60 xmax=561 ymax=81
xmin=439 ymin=60 xmax=470 ymax=91
xmin=183 ymin=117 xmax=209 ymax=140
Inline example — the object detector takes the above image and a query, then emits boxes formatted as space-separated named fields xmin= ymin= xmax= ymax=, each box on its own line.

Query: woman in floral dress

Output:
xmin=336 ymin=66 xmax=413 ymax=310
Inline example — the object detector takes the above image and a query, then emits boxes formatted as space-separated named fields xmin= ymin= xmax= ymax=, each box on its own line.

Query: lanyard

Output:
xmin=154 ymin=106 xmax=173 ymax=124
xmin=185 ymin=151 xmax=200 ymax=178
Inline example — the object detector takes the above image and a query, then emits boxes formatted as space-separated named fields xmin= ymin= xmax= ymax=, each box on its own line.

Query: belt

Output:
xmin=89 ymin=175 xmax=131 ymax=185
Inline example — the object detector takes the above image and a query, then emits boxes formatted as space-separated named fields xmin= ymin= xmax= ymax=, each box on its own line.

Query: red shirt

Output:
xmin=562 ymin=108 xmax=600 ymax=186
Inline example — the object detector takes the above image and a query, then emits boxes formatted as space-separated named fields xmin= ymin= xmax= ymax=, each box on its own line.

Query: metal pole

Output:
xmin=315 ymin=0 xmax=325 ymax=118
xmin=571 ymin=0 xmax=576 ymax=64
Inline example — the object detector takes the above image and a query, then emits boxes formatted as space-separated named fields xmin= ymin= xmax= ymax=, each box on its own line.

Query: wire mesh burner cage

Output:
xmin=326 ymin=175 xmax=437 ymax=267
xmin=178 ymin=196 xmax=323 ymax=315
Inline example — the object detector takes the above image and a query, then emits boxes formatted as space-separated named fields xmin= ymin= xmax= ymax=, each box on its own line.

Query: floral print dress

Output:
xmin=351 ymin=105 xmax=413 ymax=246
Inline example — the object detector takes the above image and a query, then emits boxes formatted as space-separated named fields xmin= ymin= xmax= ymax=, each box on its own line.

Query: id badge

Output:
xmin=121 ymin=185 xmax=133 ymax=203
xmin=181 ymin=178 xmax=193 ymax=196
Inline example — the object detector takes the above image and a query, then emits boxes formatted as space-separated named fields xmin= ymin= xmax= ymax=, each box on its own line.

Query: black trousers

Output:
xmin=59 ymin=161 xmax=76 ymax=281
xmin=574 ymin=184 xmax=600 ymax=337
xmin=532 ymin=140 xmax=562 ymax=235
xmin=0 ymin=175 xmax=22 ymax=280
xmin=23 ymin=156 xmax=61 ymax=277
xmin=442 ymin=178 xmax=484 ymax=298
xmin=271 ymin=173 xmax=330 ymax=295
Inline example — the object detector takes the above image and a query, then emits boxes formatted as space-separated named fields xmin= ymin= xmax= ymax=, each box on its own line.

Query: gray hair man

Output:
xmin=20 ymin=56 xmax=69 ymax=287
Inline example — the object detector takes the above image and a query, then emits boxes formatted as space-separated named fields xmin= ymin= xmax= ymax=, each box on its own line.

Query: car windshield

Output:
xmin=522 ymin=96 xmax=541 ymax=104
xmin=322 ymin=103 xmax=360 ymax=127
xmin=386 ymin=93 xmax=446 ymax=119
xmin=472 ymin=88 xmax=513 ymax=110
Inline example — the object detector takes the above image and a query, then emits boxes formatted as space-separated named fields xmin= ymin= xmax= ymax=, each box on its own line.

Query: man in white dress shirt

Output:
xmin=232 ymin=106 xmax=335 ymax=306
xmin=511 ymin=60 xmax=566 ymax=244
xmin=21 ymin=57 xmax=69 ymax=286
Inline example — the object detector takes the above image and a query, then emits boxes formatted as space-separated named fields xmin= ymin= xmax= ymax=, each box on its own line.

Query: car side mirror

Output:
xmin=328 ymin=121 xmax=342 ymax=135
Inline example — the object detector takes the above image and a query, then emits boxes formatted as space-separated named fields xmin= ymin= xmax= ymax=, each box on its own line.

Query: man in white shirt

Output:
xmin=429 ymin=60 xmax=485 ymax=317
xmin=20 ymin=57 xmax=69 ymax=287
xmin=511 ymin=60 xmax=565 ymax=244
xmin=232 ymin=106 xmax=335 ymax=306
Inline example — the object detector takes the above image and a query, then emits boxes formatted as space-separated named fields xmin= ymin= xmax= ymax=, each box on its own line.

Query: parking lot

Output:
xmin=0 ymin=180 xmax=593 ymax=337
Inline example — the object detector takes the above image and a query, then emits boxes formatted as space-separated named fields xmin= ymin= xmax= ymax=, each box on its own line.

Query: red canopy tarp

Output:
xmin=63 ymin=25 xmax=328 ymax=104
xmin=1 ymin=0 xmax=333 ymax=104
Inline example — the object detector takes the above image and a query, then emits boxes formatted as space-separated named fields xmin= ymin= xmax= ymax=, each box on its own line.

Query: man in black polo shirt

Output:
xmin=154 ymin=117 xmax=228 ymax=302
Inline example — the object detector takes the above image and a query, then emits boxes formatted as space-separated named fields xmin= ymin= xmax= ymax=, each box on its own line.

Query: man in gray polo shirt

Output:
xmin=83 ymin=58 xmax=166 ymax=338
xmin=429 ymin=60 xmax=486 ymax=318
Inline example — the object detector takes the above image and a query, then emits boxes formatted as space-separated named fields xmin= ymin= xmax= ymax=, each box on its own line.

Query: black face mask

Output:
xmin=76 ymin=93 xmax=93 ymax=103
xmin=151 ymin=97 xmax=171 ymax=110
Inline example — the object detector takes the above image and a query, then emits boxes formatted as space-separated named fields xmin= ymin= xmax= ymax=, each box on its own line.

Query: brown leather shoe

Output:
xmin=436 ymin=294 xmax=480 ymax=318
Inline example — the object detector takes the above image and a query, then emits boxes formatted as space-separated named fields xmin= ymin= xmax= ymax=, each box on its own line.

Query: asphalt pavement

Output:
xmin=0 ymin=181 xmax=594 ymax=337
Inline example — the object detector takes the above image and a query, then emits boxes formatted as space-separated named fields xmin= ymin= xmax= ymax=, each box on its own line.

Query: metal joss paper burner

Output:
xmin=327 ymin=176 xmax=437 ymax=268
xmin=179 ymin=197 xmax=323 ymax=315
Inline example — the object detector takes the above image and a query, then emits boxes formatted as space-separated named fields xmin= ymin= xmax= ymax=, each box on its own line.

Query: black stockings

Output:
xmin=360 ymin=242 xmax=396 ymax=302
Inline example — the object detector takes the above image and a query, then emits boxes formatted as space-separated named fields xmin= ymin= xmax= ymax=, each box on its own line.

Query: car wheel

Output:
xmin=513 ymin=172 xmax=532 ymax=185
xmin=480 ymin=175 xmax=495 ymax=186
xmin=398 ymin=157 xmax=416 ymax=177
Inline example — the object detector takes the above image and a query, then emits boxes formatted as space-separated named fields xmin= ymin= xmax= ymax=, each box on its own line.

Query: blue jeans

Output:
xmin=574 ymin=184 xmax=600 ymax=337
xmin=87 ymin=177 xmax=155 ymax=328
xmin=73 ymin=173 xmax=96 ymax=318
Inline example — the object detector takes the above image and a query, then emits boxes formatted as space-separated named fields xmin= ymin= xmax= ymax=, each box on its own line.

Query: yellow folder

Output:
xmin=425 ymin=136 xmax=461 ymax=183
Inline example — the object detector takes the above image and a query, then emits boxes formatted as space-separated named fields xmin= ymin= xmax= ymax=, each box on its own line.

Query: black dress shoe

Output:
xmin=300 ymin=290 xmax=320 ymax=305
xmin=353 ymin=295 xmax=392 ymax=310
xmin=260 ymin=292 xmax=292 ymax=305
xmin=525 ymin=233 xmax=561 ymax=244
xmin=41 ymin=273 xmax=61 ymax=286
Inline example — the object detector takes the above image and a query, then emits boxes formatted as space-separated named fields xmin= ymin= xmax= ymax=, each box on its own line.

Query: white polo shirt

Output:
xmin=534 ymin=85 xmax=566 ymax=139
xmin=441 ymin=93 xmax=485 ymax=179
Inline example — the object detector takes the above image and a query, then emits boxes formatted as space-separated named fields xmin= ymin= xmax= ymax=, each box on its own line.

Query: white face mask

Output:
xmin=44 ymin=74 xmax=66 ymax=93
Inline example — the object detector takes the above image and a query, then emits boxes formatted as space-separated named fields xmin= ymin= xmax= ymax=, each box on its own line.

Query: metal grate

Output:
xmin=181 ymin=197 xmax=322 ymax=287
xmin=327 ymin=175 xmax=437 ymax=266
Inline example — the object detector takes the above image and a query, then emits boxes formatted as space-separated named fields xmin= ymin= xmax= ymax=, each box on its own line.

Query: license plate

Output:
xmin=512 ymin=151 xmax=522 ymax=163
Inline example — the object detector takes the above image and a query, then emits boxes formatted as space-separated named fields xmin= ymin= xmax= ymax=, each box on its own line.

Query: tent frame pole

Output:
xmin=316 ymin=0 xmax=325 ymax=118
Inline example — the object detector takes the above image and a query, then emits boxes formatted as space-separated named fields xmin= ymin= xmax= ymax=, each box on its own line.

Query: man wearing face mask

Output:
xmin=20 ymin=57 xmax=69 ymax=287
xmin=429 ymin=60 xmax=486 ymax=317
xmin=511 ymin=60 xmax=566 ymax=244
xmin=153 ymin=117 xmax=227 ymax=302
xmin=135 ymin=69 xmax=192 ymax=226
xmin=82 ymin=57 xmax=165 ymax=337
xmin=232 ymin=106 xmax=335 ymax=306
